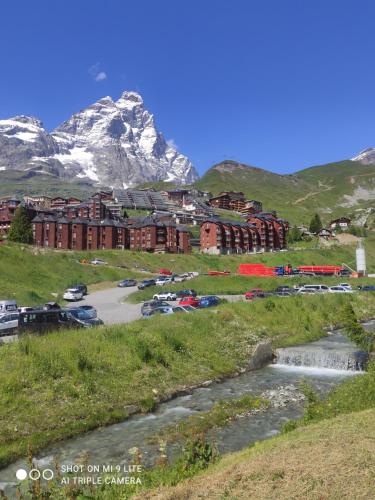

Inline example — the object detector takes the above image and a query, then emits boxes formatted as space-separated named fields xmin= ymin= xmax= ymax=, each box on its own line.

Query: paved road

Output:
xmin=68 ymin=285 xmax=142 ymax=325
xmin=69 ymin=288 xmax=246 ymax=325
xmin=0 ymin=287 xmax=140 ymax=343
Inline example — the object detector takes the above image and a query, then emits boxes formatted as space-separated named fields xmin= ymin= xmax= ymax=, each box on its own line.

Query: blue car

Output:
xmin=199 ymin=295 xmax=220 ymax=308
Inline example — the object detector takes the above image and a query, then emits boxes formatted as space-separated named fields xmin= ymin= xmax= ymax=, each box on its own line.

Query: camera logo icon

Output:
xmin=16 ymin=468 xmax=54 ymax=481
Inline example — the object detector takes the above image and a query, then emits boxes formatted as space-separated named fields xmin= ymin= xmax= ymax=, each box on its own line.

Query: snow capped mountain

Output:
xmin=0 ymin=92 xmax=198 ymax=187
xmin=351 ymin=148 xmax=375 ymax=165
xmin=0 ymin=116 xmax=62 ymax=176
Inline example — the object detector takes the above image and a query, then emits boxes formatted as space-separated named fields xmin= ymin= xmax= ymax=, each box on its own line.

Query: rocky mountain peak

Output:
xmin=351 ymin=148 xmax=375 ymax=165
xmin=117 ymin=91 xmax=144 ymax=108
xmin=10 ymin=115 xmax=44 ymax=128
xmin=0 ymin=91 xmax=198 ymax=187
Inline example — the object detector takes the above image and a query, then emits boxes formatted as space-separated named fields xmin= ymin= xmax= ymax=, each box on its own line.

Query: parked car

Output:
xmin=137 ymin=279 xmax=156 ymax=290
xmin=73 ymin=284 xmax=88 ymax=295
xmin=153 ymin=291 xmax=177 ymax=301
xmin=175 ymin=289 xmax=197 ymax=298
xmin=158 ymin=268 xmax=172 ymax=275
xmin=77 ymin=305 xmax=97 ymax=318
xmin=66 ymin=308 xmax=103 ymax=327
xmin=141 ymin=300 xmax=170 ymax=316
xmin=339 ymin=283 xmax=352 ymax=291
xmin=249 ymin=288 xmax=266 ymax=298
xmin=143 ymin=306 xmax=175 ymax=317
xmin=0 ymin=300 xmax=18 ymax=314
xmin=275 ymin=286 xmax=296 ymax=293
xmin=173 ymin=275 xmax=186 ymax=282
xmin=297 ymin=288 xmax=317 ymax=295
xmin=358 ymin=285 xmax=375 ymax=292
xmin=298 ymin=285 xmax=329 ymax=294
xmin=199 ymin=295 xmax=220 ymax=308
xmin=275 ymin=287 xmax=296 ymax=295
xmin=18 ymin=309 xmax=83 ymax=334
xmin=63 ymin=288 xmax=84 ymax=301
xmin=90 ymin=259 xmax=107 ymax=265
xmin=328 ymin=286 xmax=353 ymax=294
xmin=339 ymin=269 xmax=351 ymax=276
xmin=177 ymin=273 xmax=189 ymax=280
xmin=118 ymin=279 xmax=137 ymax=287
xmin=172 ymin=305 xmax=196 ymax=313
xmin=18 ymin=306 xmax=35 ymax=313
xmin=179 ymin=296 xmax=200 ymax=308
xmin=0 ymin=312 xmax=19 ymax=335
xmin=43 ymin=302 xmax=61 ymax=310
xmin=155 ymin=276 xmax=173 ymax=286
xmin=245 ymin=289 xmax=265 ymax=299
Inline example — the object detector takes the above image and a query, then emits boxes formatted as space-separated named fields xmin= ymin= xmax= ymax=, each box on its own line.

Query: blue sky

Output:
xmin=1 ymin=0 xmax=375 ymax=176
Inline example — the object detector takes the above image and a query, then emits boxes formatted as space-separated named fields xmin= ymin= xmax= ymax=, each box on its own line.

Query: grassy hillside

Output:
xmin=0 ymin=293 xmax=374 ymax=467
xmin=134 ymin=345 xmax=375 ymax=500
xmin=137 ymin=408 xmax=375 ymax=500
xmin=195 ymin=159 xmax=375 ymax=226
xmin=0 ymin=170 xmax=95 ymax=198
xmin=1 ymin=238 xmax=374 ymax=305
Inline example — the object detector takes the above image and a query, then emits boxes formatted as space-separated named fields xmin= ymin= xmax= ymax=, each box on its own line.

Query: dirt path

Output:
xmin=294 ymin=182 xmax=333 ymax=204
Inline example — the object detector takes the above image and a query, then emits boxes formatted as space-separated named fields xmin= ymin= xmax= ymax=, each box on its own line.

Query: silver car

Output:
xmin=0 ymin=312 xmax=19 ymax=335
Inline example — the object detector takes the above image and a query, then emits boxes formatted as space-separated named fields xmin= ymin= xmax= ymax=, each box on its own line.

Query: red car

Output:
xmin=179 ymin=296 xmax=200 ymax=308
xmin=245 ymin=289 xmax=265 ymax=300
xmin=158 ymin=268 xmax=172 ymax=276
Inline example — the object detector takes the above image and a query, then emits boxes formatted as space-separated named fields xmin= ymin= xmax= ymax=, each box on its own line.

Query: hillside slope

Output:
xmin=196 ymin=160 xmax=375 ymax=226
xmin=0 ymin=170 xmax=95 ymax=198
xmin=140 ymin=408 xmax=375 ymax=500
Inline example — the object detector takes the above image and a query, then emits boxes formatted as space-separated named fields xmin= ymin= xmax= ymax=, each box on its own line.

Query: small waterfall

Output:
xmin=276 ymin=348 xmax=367 ymax=371
xmin=275 ymin=334 xmax=368 ymax=372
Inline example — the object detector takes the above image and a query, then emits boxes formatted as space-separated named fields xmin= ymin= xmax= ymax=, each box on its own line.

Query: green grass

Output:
xmin=114 ymin=408 xmax=375 ymax=500
xmin=124 ymin=208 xmax=152 ymax=217
xmin=2 ymin=239 xmax=374 ymax=306
xmin=196 ymin=160 xmax=375 ymax=226
xmin=284 ymin=360 xmax=375 ymax=433
xmin=214 ymin=208 xmax=247 ymax=221
xmin=0 ymin=170 xmax=96 ymax=198
xmin=0 ymin=244 xmax=130 ymax=305
xmin=0 ymin=293 xmax=374 ymax=467
xmin=149 ymin=395 xmax=269 ymax=445
xmin=127 ymin=274 xmax=375 ymax=303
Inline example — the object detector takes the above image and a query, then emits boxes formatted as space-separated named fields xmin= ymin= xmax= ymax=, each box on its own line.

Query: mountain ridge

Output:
xmin=0 ymin=91 xmax=198 ymax=188
xmin=196 ymin=159 xmax=375 ymax=226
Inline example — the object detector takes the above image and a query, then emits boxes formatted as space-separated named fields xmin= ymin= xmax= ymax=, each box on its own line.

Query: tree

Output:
xmin=309 ymin=213 xmax=322 ymax=234
xmin=7 ymin=206 xmax=33 ymax=244
xmin=287 ymin=226 xmax=302 ymax=244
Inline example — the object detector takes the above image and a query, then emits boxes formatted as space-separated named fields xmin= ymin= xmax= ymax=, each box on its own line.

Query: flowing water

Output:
xmin=0 ymin=323 xmax=373 ymax=497
xmin=275 ymin=332 xmax=369 ymax=370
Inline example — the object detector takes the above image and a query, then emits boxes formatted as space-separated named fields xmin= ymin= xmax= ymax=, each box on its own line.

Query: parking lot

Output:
xmin=74 ymin=285 xmax=143 ymax=325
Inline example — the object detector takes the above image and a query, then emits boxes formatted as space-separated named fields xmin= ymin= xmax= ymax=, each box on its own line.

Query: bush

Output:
xmin=342 ymin=303 xmax=374 ymax=352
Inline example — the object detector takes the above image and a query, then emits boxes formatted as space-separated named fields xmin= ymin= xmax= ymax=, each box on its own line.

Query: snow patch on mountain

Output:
xmin=351 ymin=148 xmax=375 ymax=164
xmin=0 ymin=92 xmax=198 ymax=187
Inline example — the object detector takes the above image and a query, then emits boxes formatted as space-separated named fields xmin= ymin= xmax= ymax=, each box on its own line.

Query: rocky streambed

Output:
xmin=0 ymin=330 xmax=369 ymax=498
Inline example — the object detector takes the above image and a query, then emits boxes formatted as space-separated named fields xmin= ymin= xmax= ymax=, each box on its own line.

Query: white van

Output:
xmin=0 ymin=300 xmax=18 ymax=313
